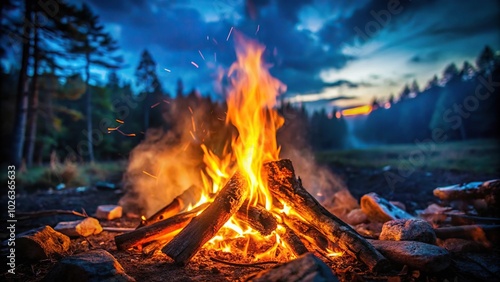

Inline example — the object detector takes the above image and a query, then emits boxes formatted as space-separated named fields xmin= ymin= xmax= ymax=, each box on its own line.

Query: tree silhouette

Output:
xmin=135 ymin=49 xmax=163 ymax=130
xmin=66 ymin=3 xmax=122 ymax=162
xmin=476 ymin=46 xmax=495 ymax=72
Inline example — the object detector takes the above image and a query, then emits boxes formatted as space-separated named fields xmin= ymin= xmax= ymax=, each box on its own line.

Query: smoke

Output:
xmin=119 ymin=94 xmax=230 ymax=217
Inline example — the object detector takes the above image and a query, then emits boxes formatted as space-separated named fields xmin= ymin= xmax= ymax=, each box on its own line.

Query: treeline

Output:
xmin=357 ymin=46 xmax=500 ymax=144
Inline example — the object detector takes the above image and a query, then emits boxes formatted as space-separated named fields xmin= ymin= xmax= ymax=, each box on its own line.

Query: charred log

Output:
xmin=265 ymin=159 xmax=389 ymax=272
xmin=114 ymin=203 xmax=208 ymax=250
xmin=162 ymin=172 xmax=249 ymax=264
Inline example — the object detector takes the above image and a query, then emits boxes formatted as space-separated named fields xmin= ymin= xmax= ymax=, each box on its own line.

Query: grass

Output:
xmin=12 ymin=160 xmax=127 ymax=191
xmin=316 ymin=139 xmax=500 ymax=174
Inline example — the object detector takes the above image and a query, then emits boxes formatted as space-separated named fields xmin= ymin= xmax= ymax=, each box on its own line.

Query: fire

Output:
xmin=194 ymin=34 xmax=291 ymax=259
xmin=134 ymin=34 xmax=343 ymax=262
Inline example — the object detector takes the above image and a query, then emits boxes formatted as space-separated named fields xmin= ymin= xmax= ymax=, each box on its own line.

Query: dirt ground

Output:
xmin=1 ymin=165 xmax=499 ymax=281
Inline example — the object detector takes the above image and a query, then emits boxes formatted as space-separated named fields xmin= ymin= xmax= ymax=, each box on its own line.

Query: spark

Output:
xmin=206 ymin=35 xmax=209 ymax=40
xmin=107 ymin=125 xmax=122 ymax=131
xmin=198 ymin=50 xmax=205 ymax=61
xmin=226 ymin=26 xmax=233 ymax=41
xmin=191 ymin=61 xmax=199 ymax=68
xmin=255 ymin=25 xmax=260 ymax=35
xmin=142 ymin=170 xmax=158 ymax=179
xmin=163 ymin=99 xmax=170 ymax=104
xmin=182 ymin=142 xmax=190 ymax=151
xmin=116 ymin=129 xmax=136 ymax=137
xmin=115 ymin=119 xmax=124 ymax=124
xmin=151 ymin=102 xmax=160 ymax=108
xmin=164 ymin=68 xmax=171 ymax=72
xmin=188 ymin=106 xmax=193 ymax=114
xmin=212 ymin=38 xmax=218 ymax=45
xmin=214 ymin=52 xmax=217 ymax=62
xmin=189 ymin=131 xmax=196 ymax=141
xmin=191 ymin=116 xmax=196 ymax=132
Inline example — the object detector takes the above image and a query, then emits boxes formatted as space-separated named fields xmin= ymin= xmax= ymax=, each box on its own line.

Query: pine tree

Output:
xmin=66 ymin=3 xmax=122 ymax=162
xmin=135 ymin=49 xmax=162 ymax=130
xmin=476 ymin=46 xmax=495 ymax=73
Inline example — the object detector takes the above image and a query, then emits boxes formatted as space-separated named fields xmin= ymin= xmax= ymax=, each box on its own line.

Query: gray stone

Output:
xmin=17 ymin=226 xmax=70 ymax=261
xmin=368 ymin=239 xmax=451 ymax=273
xmin=43 ymin=249 xmax=135 ymax=282
xmin=379 ymin=219 xmax=436 ymax=244
xmin=54 ymin=217 xmax=103 ymax=237
xmin=345 ymin=208 xmax=368 ymax=225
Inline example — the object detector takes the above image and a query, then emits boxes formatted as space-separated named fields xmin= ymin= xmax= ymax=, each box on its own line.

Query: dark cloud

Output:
xmin=323 ymin=79 xmax=367 ymax=88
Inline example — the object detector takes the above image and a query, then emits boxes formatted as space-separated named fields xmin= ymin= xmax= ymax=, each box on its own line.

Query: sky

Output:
xmin=67 ymin=0 xmax=500 ymax=112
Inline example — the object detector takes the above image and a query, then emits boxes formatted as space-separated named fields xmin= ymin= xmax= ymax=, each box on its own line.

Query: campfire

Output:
xmin=115 ymin=34 xmax=388 ymax=273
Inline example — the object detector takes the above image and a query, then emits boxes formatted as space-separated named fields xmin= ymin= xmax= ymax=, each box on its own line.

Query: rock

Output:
xmin=95 ymin=205 xmax=122 ymax=220
xmin=389 ymin=201 xmax=406 ymax=211
xmin=54 ymin=217 xmax=103 ymax=237
xmin=368 ymin=239 xmax=451 ymax=273
xmin=324 ymin=189 xmax=359 ymax=222
xmin=17 ymin=226 xmax=70 ymax=261
xmin=43 ymin=249 xmax=135 ymax=282
xmin=379 ymin=219 xmax=436 ymax=244
xmin=345 ymin=208 xmax=368 ymax=225
xmin=360 ymin=193 xmax=414 ymax=223
xmin=439 ymin=238 xmax=487 ymax=253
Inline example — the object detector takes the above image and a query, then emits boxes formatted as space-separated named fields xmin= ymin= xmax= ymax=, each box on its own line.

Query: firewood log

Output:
xmin=138 ymin=185 xmax=201 ymax=228
xmin=247 ymin=252 xmax=338 ymax=282
xmin=236 ymin=204 xmax=277 ymax=236
xmin=283 ymin=215 xmax=331 ymax=251
xmin=277 ymin=222 xmax=309 ymax=257
xmin=264 ymin=159 xmax=389 ymax=272
xmin=114 ymin=203 xmax=208 ymax=250
xmin=434 ymin=224 xmax=500 ymax=242
xmin=162 ymin=172 xmax=249 ymax=264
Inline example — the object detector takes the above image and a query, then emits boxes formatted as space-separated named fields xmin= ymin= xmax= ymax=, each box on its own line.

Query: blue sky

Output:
xmin=68 ymin=0 xmax=500 ymax=111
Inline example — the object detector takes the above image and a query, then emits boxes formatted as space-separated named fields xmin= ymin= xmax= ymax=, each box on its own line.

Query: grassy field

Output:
xmin=316 ymin=139 xmax=500 ymax=174
xmin=12 ymin=161 xmax=127 ymax=191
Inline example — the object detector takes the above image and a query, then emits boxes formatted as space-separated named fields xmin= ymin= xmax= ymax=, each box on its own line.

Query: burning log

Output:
xmin=265 ymin=159 xmax=389 ymax=272
xmin=247 ymin=252 xmax=338 ymax=282
xmin=277 ymin=223 xmax=309 ymax=257
xmin=162 ymin=172 xmax=249 ymax=264
xmin=114 ymin=203 xmax=208 ymax=250
xmin=138 ymin=185 xmax=201 ymax=228
xmin=283 ymin=215 xmax=331 ymax=251
xmin=236 ymin=204 xmax=278 ymax=236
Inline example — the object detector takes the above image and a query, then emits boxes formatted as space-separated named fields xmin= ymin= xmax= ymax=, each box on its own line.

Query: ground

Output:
xmin=1 ymin=140 xmax=499 ymax=281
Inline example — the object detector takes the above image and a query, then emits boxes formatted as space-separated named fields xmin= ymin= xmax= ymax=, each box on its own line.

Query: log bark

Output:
xmin=138 ymin=185 xmax=201 ymax=228
xmin=236 ymin=204 xmax=277 ymax=236
xmin=265 ymin=159 xmax=389 ymax=272
xmin=277 ymin=222 xmax=309 ymax=257
xmin=162 ymin=172 xmax=249 ymax=264
xmin=247 ymin=252 xmax=338 ymax=282
xmin=283 ymin=215 xmax=331 ymax=251
xmin=114 ymin=203 xmax=207 ymax=250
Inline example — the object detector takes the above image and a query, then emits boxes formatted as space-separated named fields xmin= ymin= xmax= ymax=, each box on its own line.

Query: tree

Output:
xmin=135 ymin=49 xmax=163 ymax=130
xmin=409 ymin=80 xmax=420 ymax=96
xmin=10 ymin=0 xmax=32 ymax=167
xmin=442 ymin=63 xmax=458 ymax=83
xmin=399 ymin=84 xmax=411 ymax=101
xmin=476 ymin=45 xmax=495 ymax=72
xmin=425 ymin=75 xmax=439 ymax=90
xmin=66 ymin=3 xmax=122 ymax=162
xmin=460 ymin=61 xmax=475 ymax=80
